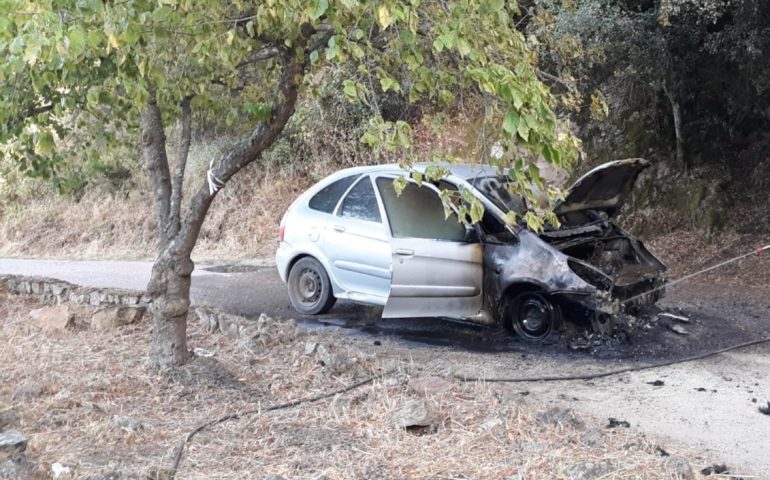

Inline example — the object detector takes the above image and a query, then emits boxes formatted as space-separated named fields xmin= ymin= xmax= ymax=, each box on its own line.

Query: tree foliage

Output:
xmin=1 ymin=0 xmax=580 ymax=367
xmin=530 ymin=0 xmax=770 ymax=169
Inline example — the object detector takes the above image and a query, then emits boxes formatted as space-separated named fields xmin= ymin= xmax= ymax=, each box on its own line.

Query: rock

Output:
xmin=11 ymin=382 xmax=42 ymax=402
xmin=481 ymin=417 xmax=504 ymax=432
xmin=580 ymin=428 xmax=602 ymax=446
xmin=668 ymin=324 xmax=689 ymax=335
xmin=0 ymin=457 xmax=34 ymax=480
xmin=112 ymin=415 xmax=142 ymax=433
xmin=664 ymin=457 xmax=693 ymax=479
xmin=315 ymin=344 xmax=354 ymax=375
xmin=53 ymin=389 xmax=72 ymax=401
xmin=536 ymin=407 xmax=585 ymax=430
xmin=0 ymin=430 xmax=27 ymax=461
xmin=606 ymin=418 xmax=631 ymax=428
xmin=565 ymin=462 xmax=613 ymax=480
xmin=0 ymin=411 xmax=18 ymax=431
xmin=29 ymin=305 xmax=75 ymax=331
xmin=393 ymin=399 xmax=438 ymax=428
xmin=408 ymin=376 xmax=454 ymax=397
xmin=304 ymin=341 xmax=319 ymax=355
xmin=91 ymin=306 xmax=145 ymax=330
xmin=52 ymin=462 xmax=72 ymax=478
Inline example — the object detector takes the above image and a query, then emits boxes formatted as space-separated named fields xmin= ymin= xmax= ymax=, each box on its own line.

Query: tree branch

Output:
xmin=140 ymin=88 xmax=173 ymax=249
xmin=169 ymin=95 xmax=192 ymax=238
xmin=175 ymin=46 xmax=305 ymax=256
xmin=235 ymin=46 xmax=282 ymax=68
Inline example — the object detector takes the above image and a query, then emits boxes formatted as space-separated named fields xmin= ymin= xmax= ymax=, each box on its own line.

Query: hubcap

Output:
xmin=297 ymin=268 xmax=321 ymax=305
xmin=513 ymin=294 xmax=554 ymax=340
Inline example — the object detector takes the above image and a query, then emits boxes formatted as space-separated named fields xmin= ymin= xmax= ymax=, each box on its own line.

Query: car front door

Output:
xmin=375 ymin=176 xmax=484 ymax=319
xmin=326 ymin=174 xmax=391 ymax=304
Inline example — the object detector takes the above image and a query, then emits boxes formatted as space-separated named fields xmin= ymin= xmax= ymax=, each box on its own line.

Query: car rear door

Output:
xmin=326 ymin=175 xmax=391 ymax=304
xmin=375 ymin=176 xmax=484 ymax=319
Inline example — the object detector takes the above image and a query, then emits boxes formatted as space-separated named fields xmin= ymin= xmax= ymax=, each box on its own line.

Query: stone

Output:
xmin=536 ymin=407 xmax=585 ymax=430
xmin=112 ymin=415 xmax=142 ymax=433
xmin=304 ymin=342 xmax=319 ymax=355
xmin=0 ymin=411 xmax=18 ymax=431
xmin=408 ymin=376 xmax=454 ymax=397
xmin=0 ymin=430 xmax=27 ymax=461
xmin=53 ymin=389 xmax=72 ymax=401
xmin=580 ymin=428 xmax=602 ymax=446
xmin=669 ymin=324 xmax=689 ymax=335
xmin=0 ymin=457 xmax=33 ymax=480
xmin=52 ymin=462 xmax=71 ymax=479
xmin=91 ymin=306 xmax=145 ymax=330
xmin=89 ymin=291 xmax=101 ymax=306
xmin=11 ymin=383 xmax=42 ymax=402
xmin=29 ymin=305 xmax=75 ymax=331
xmin=664 ymin=457 xmax=693 ymax=479
xmin=315 ymin=344 xmax=353 ymax=375
xmin=565 ymin=462 xmax=613 ymax=480
xmin=393 ymin=399 xmax=438 ymax=428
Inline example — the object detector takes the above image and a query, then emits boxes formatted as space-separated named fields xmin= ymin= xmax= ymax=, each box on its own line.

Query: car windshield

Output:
xmin=472 ymin=176 xmax=526 ymax=216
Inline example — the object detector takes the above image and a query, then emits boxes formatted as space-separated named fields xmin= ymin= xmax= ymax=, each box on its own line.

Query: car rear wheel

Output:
xmin=506 ymin=291 xmax=560 ymax=342
xmin=287 ymin=257 xmax=337 ymax=315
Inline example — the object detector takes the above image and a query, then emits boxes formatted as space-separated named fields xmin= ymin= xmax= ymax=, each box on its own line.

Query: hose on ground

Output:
xmin=454 ymin=336 xmax=770 ymax=383
xmin=168 ymin=368 xmax=396 ymax=480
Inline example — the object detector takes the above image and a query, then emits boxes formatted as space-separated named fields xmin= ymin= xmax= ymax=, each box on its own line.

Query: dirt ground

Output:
xmin=0 ymin=290 xmax=737 ymax=480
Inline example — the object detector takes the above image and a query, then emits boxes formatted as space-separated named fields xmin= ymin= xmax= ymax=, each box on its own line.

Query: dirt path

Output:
xmin=1 ymin=258 xmax=768 ymax=476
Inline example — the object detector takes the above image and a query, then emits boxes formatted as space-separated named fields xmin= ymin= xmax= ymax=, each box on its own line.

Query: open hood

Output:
xmin=554 ymin=158 xmax=650 ymax=221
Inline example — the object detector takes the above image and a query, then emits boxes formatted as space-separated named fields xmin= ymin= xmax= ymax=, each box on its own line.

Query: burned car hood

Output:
xmin=554 ymin=158 xmax=650 ymax=221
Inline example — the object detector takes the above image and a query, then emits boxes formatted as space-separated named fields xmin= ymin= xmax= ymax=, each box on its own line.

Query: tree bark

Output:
xmin=144 ymin=43 xmax=309 ymax=369
xmin=664 ymin=84 xmax=686 ymax=170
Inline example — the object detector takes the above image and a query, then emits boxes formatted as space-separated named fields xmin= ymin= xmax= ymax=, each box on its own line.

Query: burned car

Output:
xmin=275 ymin=159 xmax=666 ymax=341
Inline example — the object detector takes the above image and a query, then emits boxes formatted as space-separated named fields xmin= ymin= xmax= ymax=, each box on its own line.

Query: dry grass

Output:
xmin=0 ymin=167 xmax=309 ymax=262
xmin=0 ymin=293 xmax=707 ymax=480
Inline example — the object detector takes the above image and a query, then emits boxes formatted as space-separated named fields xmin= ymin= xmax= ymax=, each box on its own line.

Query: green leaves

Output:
xmin=309 ymin=0 xmax=329 ymax=21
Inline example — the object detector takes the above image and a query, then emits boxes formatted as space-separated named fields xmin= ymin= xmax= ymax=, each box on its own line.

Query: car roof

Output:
xmin=325 ymin=163 xmax=502 ymax=183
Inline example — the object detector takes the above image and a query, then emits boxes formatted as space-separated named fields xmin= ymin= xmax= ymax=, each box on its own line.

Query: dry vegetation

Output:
xmin=0 ymin=292 xmax=708 ymax=480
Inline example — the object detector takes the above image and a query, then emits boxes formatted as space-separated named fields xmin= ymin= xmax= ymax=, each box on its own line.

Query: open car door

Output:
xmin=375 ymin=177 xmax=484 ymax=319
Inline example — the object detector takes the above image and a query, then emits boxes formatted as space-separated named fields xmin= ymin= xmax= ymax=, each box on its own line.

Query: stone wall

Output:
xmin=0 ymin=274 xmax=148 ymax=307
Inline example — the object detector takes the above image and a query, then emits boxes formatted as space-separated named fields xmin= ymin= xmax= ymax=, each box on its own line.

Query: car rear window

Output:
xmin=308 ymin=174 xmax=360 ymax=213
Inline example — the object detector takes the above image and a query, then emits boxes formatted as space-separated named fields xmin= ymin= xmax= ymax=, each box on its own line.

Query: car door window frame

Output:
xmin=335 ymin=175 xmax=383 ymax=223
xmin=375 ymin=175 xmax=474 ymax=243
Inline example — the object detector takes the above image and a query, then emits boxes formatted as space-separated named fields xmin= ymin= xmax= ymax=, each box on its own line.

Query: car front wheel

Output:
xmin=287 ymin=257 xmax=337 ymax=315
xmin=506 ymin=291 xmax=560 ymax=342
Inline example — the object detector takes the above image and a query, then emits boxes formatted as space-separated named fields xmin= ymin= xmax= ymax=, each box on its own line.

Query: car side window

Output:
xmin=376 ymin=177 xmax=466 ymax=242
xmin=308 ymin=174 xmax=360 ymax=213
xmin=338 ymin=176 xmax=382 ymax=223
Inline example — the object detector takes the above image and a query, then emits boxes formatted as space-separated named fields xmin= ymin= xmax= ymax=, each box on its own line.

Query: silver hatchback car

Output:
xmin=276 ymin=160 xmax=666 ymax=340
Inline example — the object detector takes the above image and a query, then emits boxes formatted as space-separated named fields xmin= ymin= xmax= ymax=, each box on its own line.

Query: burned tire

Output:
xmin=287 ymin=257 xmax=336 ymax=315
xmin=506 ymin=291 xmax=561 ymax=342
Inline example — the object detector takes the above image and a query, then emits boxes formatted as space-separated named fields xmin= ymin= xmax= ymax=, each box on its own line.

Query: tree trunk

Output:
xmin=664 ymin=84 xmax=686 ymax=170
xmin=141 ymin=30 xmax=321 ymax=369
xmin=147 ymin=246 xmax=194 ymax=367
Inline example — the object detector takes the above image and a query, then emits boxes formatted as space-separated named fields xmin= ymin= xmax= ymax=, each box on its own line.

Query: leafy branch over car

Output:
xmin=1 ymin=1 xmax=578 ymax=367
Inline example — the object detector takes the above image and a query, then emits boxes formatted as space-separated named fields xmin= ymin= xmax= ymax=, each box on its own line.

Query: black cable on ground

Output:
xmin=454 ymin=336 xmax=770 ymax=383
xmin=168 ymin=369 xmax=395 ymax=480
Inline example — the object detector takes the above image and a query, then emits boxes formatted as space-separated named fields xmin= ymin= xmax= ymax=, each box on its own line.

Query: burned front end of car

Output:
xmin=542 ymin=222 xmax=667 ymax=308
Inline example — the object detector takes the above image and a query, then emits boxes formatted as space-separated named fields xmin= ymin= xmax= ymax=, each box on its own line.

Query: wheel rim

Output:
xmin=512 ymin=293 xmax=555 ymax=341
xmin=295 ymin=267 xmax=322 ymax=307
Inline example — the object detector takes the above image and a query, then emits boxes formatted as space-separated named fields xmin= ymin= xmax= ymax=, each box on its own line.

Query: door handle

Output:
xmin=333 ymin=225 xmax=346 ymax=233
xmin=395 ymin=248 xmax=414 ymax=256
